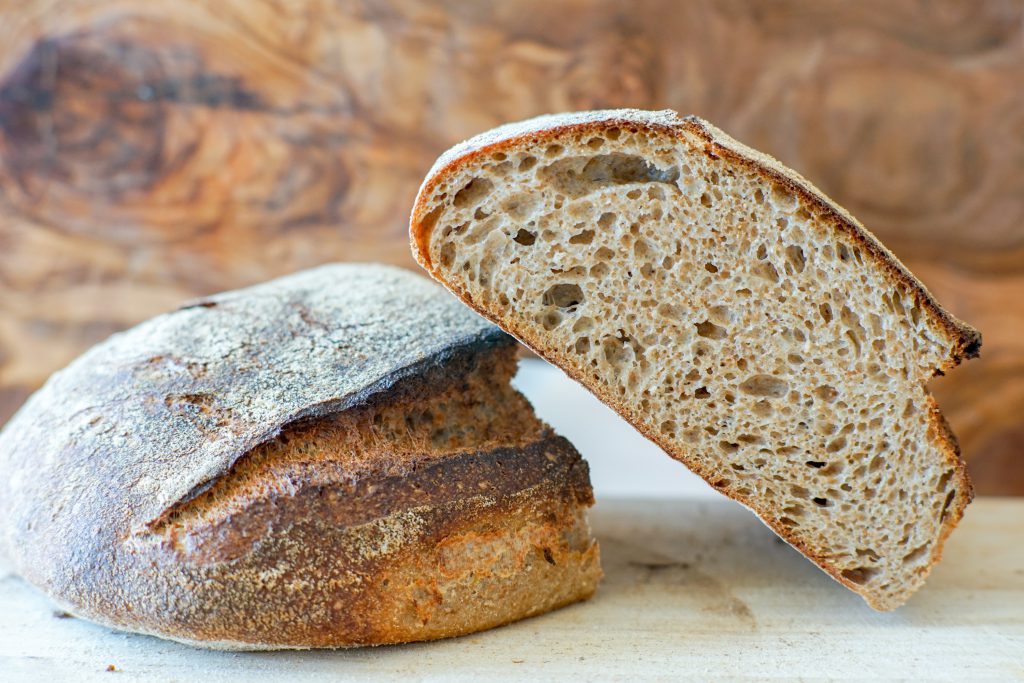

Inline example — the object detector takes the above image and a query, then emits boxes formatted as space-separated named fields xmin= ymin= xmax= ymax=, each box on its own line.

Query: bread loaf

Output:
xmin=0 ymin=264 xmax=600 ymax=649
xmin=410 ymin=109 xmax=980 ymax=610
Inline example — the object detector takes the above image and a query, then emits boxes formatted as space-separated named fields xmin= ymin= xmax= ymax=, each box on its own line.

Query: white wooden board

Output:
xmin=1 ymin=497 xmax=1021 ymax=682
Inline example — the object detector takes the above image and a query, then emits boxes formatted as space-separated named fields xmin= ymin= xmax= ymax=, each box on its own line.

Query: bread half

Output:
xmin=0 ymin=264 xmax=600 ymax=648
xmin=410 ymin=109 xmax=980 ymax=610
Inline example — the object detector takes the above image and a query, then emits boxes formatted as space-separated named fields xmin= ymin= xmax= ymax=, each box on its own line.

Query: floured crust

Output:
xmin=410 ymin=110 xmax=980 ymax=610
xmin=0 ymin=264 xmax=601 ymax=647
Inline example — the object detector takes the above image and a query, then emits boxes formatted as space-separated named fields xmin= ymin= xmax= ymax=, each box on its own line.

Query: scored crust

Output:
xmin=410 ymin=109 xmax=980 ymax=610
xmin=0 ymin=264 xmax=601 ymax=648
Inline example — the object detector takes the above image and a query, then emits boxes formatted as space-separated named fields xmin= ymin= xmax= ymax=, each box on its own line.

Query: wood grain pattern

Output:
xmin=0 ymin=0 xmax=1021 ymax=491
xmin=1 ymin=497 xmax=1022 ymax=679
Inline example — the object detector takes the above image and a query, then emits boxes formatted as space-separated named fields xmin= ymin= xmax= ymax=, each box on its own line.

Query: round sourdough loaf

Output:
xmin=0 ymin=264 xmax=600 ymax=649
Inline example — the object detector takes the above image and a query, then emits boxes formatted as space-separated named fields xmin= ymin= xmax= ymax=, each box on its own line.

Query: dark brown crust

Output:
xmin=123 ymin=434 xmax=596 ymax=648
xmin=150 ymin=326 xmax=526 ymax=533
xmin=409 ymin=109 xmax=979 ymax=610
xmin=0 ymin=264 xmax=601 ymax=648
xmin=160 ymin=431 xmax=591 ymax=565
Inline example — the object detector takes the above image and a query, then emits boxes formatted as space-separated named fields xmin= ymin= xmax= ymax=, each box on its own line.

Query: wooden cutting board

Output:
xmin=1 ymin=497 xmax=1021 ymax=681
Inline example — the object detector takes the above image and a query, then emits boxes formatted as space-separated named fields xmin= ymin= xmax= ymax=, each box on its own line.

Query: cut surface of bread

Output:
xmin=411 ymin=110 xmax=980 ymax=610
xmin=0 ymin=264 xmax=600 ymax=648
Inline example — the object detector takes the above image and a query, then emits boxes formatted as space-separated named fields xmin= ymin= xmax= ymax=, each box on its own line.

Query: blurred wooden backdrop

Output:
xmin=0 ymin=0 xmax=1021 ymax=493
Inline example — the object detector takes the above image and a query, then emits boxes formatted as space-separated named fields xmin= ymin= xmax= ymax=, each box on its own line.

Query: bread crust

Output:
xmin=0 ymin=264 xmax=601 ymax=647
xmin=410 ymin=110 xmax=979 ymax=610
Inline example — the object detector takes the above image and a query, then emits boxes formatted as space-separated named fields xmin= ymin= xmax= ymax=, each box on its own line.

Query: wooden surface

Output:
xmin=0 ymin=0 xmax=1022 ymax=492
xmin=1 ymin=497 xmax=1021 ymax=682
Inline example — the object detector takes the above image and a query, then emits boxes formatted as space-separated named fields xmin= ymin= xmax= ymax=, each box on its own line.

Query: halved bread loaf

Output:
xmin=0 ymin=264 xmax=600 ymax=648
xmin=411 ymin=109 xmax=981 ymax=610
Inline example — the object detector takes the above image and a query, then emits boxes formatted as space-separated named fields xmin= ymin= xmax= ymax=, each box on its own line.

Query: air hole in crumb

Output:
xmin=587 ymin=137 xmax=604 ymax=150
xmin=940 ymin=489 xmax=956 ymax=521
xmin=785 ymin=245 xmax=805 ymax=273
xmin=814 ymin=385 xmax=838 ymax=402
xmin=518 ymin=156 xmax=537 ymax=172
xmin=704 ymin=263 xmax=719 ymax=273
xmin=574 ymin=337 xmax=591 ymax=354
xmin=700 ymin=192 xmax=712 ymax=207
xmin=502 ymin=193 xmax=539 ymax=220
xmin=696 ymin=320 xmax=727 ymax=340
xmin=541 ymin=311 xmax=562 ymax=330
xmin=753 ymin=261 xmax=779 ymax=282
xmin=543 ymin=283 xmax=584 ymax=309
xmin=569 ymin=229 xmax=595 ymax=245
xmin=812 ymin=497 xmax=830 ymax=507
xmin=806 ymin=461 xmax=826 ymax=468
xmin=903 ymin=544 xmax=928 ymax=565
xmin=597 ymin=212 xmax=617 ymax=230
xmin=573 ymin=317 xmax=594 ymax=333
xmin=545 ymin=144 xmax=563 ymax=156
xmin=656 ymin=303 xmax=685 ymax=321
xmin=513 ymin=229 xmax=536 ymax=245
xmin=821 ymin=461 xmax=845 ymax=476
xmin=841 ymin=567 xmax=878 ymax=585
xmin=739 ymin=375 xmax=788 ymax=398
xmin=826 ymin=437 xmax=847 ymax=453
xmin=694 ymin=387 xmax=710 ymax=399
xmin=453 ymin=178 xmax=493 ymax=208
xmin=439 ymin=242 xmax=455 ymax=268
xmin=708 ymin=305 xmax=733 ymax=326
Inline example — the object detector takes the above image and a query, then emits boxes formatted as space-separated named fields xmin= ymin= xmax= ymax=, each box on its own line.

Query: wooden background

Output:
xmin=0 ymin=0 xmax=1021 ymax=493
